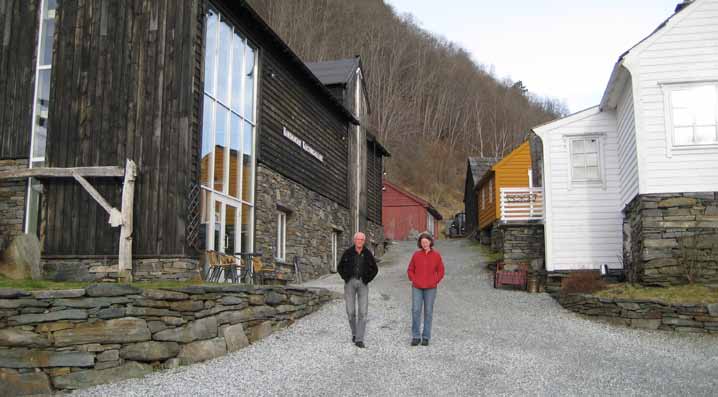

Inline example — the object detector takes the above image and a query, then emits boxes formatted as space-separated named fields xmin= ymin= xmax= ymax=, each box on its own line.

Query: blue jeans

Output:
xmin=411 ymin=287 xmax=437 ymax=340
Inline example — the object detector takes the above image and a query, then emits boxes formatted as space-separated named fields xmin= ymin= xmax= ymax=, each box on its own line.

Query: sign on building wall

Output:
xmin=283 ymin=127 xmax=324 ymax=162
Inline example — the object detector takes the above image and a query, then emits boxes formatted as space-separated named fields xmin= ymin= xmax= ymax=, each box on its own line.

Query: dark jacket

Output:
xmin=337 ymin=246 xmax=378 ymax=284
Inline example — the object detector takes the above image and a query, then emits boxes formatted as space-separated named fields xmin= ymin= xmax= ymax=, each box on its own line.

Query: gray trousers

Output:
xmin=344 ymin=278 xmax=368 ymax=342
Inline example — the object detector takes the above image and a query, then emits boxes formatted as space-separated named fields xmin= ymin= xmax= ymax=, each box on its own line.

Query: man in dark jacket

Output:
xmin=337 ymin=232 xmax=378 ymax=348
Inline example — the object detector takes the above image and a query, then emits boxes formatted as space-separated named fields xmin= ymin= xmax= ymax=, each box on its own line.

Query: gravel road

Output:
xmin=75 ymin=239 xmax=718 ymax=396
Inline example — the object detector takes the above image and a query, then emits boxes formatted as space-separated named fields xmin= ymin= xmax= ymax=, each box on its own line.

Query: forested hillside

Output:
xmin=247 ymin=0 xmax=567 ymax=216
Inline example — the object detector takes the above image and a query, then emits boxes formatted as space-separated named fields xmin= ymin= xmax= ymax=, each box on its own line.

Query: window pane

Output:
xmin=216 ymin=20 xmax=232 ymax=104
xmin=229 ymin=113 xmax=242 ymax=198
xmin=225 ymin=206 xmax=237 ymax=255
xmin=39 ymin=0 xmax=57 ymax=66
xmin=231 ymin=33 xmax=245 ymax=114
xmin=571 ymin=139 xmax=584 ymax=154
xmin=585 ymin=153 xmax=599 ymax=167
xmin=585 ymin=138 xmax=598 ymax=153
xmin=240 ymin=204 xmax=252 ymax=254
xmin=674 ymin=127 xmax=693 ymax=145
xmin=695 ymin=126 xmax=717 ymax=144
xmin=214 ymin=106 xmax=228 ymax=192
xmin=244 ymin=45 xmax=256 ymax=121
xmin=33 ymin=70 xmax=51 ymax=158
xmin=585 ymin=166 xmax=600 ymax=179
xmin=204 ymin=9 xmax=218 ymax=96
xmin=672 ymin=108 xmax=693 ymax=126
xmin=213 ymin=201 xmax=222 ymax=251
xmin=571 ymin=153 xmax=586 ymax=168
xmin=242 ymin=121 xmax=254 ymax=203
xmin=200 ymin=95 xmax=213 ymax=186
xmin=572 ymin=167 xmax=586 ymax=180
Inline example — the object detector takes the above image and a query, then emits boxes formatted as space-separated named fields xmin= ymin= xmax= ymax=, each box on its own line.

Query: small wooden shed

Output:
xmin=382 ymin=181 xmax=442 ymax=240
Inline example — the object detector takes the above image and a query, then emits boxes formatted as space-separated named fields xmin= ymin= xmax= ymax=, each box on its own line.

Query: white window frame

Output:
xmin=426 ymin=212 xmax=434 ymax=236
xmin=201 ymin=6 xmax=259 ymax=254
xmin=565 ymin=133 xmax=606 ymax=189
xmin=276 ymin=211 xmax=287 ymax=261
xmin=480 ymin=187 xmax=485 ymax=210
xmin=661 ymin=81 xmax=718 ymax=157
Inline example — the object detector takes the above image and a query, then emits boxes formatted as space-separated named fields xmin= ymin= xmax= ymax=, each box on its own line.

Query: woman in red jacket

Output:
xmin=407 ymin=232 xmax=445 ymax=346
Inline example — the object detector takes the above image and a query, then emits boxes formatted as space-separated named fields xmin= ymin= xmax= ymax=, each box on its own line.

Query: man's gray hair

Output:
xmin=353 ymin=232 xmax=366 ymax=240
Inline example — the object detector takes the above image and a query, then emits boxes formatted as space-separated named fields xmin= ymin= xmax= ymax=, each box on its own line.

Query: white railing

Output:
xmin=499 ymin=187 xmax=544 ymax=222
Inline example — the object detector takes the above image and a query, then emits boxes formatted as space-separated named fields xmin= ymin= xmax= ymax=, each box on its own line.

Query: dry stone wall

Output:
xmin=0 ymin=159 xmax=28 ymax=252
xmin=0 ymin=284 xmax=335 ymax=395
xmin=624 ymin=193 xmax=718 ymax=286
xmin=559 ymin=293 xmax=718 ymax=334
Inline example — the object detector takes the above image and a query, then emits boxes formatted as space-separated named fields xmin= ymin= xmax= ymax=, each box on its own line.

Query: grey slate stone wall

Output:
xmin=366 ymin=220 xmax=385 ymax=257
xmin=42 ymin=258 xmax=200 ymax=283
xmin=254 ymin=165 xmax=352 ymax=281
xmin=0 ymin=160 xmax=28 ymax=251
xmin=624 ymin=192 xmax=718 ymax=286
xmin=0 ymin=284 xmax=335 ymax=394
xmin=500 ymin=223 xmax=545 ymax=266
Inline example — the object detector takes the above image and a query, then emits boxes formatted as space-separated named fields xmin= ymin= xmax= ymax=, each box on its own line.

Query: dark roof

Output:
xmin=367 ymin=131 xmax=390 ymax=157
xmin=305 ymin=58 xmax=360 ymax=86
xmin=467 ymin=157 xmax=498 ymax=185
xmin=225 ymin=1 xmax=358 ymax=125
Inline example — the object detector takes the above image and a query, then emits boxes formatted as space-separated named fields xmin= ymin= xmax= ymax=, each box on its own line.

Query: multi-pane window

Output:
xmin=276 ymin=212 xmax=287 ymax=261
xmin=666 ymin=84 xmax=718 ymax=146
xmin=25 ymin=0 xmax=59 ymax=236
xmin=570 ymin=137 xmax=601 ymax=182
xmin=200 ymin=7 xmax=258 ymax=255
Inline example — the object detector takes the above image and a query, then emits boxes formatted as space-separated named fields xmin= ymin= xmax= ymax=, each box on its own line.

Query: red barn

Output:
xmin=382 ymin=181 xmax=443 ymax=241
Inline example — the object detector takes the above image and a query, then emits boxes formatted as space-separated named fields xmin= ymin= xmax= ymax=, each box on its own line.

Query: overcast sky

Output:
xmin=385 ymin=0 xmax=682 ymax=113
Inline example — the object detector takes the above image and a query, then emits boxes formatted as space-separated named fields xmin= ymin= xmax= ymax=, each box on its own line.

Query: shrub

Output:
xmin=560 ymin=271 xmax=606 ymax=295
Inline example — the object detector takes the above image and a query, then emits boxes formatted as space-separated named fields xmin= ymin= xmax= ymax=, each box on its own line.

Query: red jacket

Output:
xmin=407 ymin=249 xmax=445 ymax=289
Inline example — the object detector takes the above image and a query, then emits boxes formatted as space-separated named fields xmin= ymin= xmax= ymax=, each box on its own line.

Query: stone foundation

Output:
xmin=0 ymin=159 xmax=28 ymax=252
xmin=43 ymin=257 xmax=201 ymax=282
xmin=559 ymin=293 xmax=718 ymax=334
xmin=500 ymin=223 xmax=544 ymax=267
xmin=366 ymin=220 xmax=385 ymax=257
xmin=490 ymin=223 xmax=503 ymax=252
xmin=624 ymin=192 xmax=718 ymax=286
xmin=254 ymin=165 xmax=352 ymax=281
xmin=0 ymin=283 xmax=336 ymax=394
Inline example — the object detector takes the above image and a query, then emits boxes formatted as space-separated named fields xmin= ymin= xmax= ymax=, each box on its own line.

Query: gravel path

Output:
xmin=74 ymin=239 xmax=718 ymax=396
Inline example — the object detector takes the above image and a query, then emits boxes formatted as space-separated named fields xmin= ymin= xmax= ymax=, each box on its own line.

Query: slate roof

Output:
xmin=305 ymin=58 xmax=360 ymax=86
xmin=467 ymin=157 xmax=498 ymax=185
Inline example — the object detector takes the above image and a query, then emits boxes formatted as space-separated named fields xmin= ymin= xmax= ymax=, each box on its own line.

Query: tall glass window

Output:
xmin=25 ymin=0 xmax=59 ymax=236
xmin=200 ymin=6 xmax=258 ymax=255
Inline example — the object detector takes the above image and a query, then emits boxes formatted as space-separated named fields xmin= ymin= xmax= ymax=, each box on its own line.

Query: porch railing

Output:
xmin=499 ymin=187 xmax=544 ymax=222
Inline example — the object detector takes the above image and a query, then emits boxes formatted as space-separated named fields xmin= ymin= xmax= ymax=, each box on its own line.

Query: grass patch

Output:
xmin=595 ymin=283 xmax=718 ymax=305
xmin=476 ymin=243 xmax=503 ymax=263
xmin=0 ymin=275 xmax=216 ymax=291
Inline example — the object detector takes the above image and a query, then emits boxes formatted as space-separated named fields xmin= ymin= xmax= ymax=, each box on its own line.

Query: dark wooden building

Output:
xmin=464 ymin=157 xmax=496 ymax=235
xmin=0 ymin=0 xmax=388 ymax=282
xmin=306 ymin=57 xmax=389 ymax=255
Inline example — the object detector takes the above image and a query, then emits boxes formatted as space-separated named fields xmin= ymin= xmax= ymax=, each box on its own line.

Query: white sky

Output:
xmin=385 ymin=0 xmax=682 ymax=112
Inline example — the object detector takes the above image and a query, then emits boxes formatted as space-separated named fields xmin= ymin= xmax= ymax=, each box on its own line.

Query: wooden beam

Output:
xmin=72 ymin=174 xmax=122 ymax=227
xmin=0 ymin=166 xmax=125 ymax=180
xmin=118 ymin=160 xmax=138 ymax=283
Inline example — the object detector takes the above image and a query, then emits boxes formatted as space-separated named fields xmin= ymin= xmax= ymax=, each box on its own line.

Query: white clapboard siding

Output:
xmin=535 ymin=108 xmax=623 ymax=271
xmin=616 ymin=78 xmax=639 ymax=206
xmin=628 ymin=0 xmax=718 ymax=193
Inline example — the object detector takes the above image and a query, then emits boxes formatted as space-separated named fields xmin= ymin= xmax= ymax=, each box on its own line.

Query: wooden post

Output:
xmin=118 ymin=160 xmax=137 ymax=282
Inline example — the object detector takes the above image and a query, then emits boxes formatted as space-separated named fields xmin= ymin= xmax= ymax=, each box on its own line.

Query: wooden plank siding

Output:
xmin=0 ymin=0 xmax=41 ymax=159
xmin=43 ymin=0 xmax=199 ymax=257
xmin=476 ymin=141 xmax=532 ymax=230
xmin=211 ymin=2 xmax=351 ymax=209
xmin=366 ymin=141 xmax=382 ymax=224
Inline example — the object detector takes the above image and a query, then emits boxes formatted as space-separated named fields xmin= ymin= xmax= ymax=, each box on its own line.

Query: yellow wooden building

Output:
xmin=476 ymin=141 xmax=538 ymax=231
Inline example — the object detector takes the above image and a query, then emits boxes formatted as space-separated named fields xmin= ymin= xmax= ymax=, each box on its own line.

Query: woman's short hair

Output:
xmin=417 ymin=232 xmax=434 ymax=249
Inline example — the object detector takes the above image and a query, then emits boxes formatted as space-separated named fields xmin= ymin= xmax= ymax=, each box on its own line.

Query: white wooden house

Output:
xmin=534 ymin=0 xmax=718 ymax=284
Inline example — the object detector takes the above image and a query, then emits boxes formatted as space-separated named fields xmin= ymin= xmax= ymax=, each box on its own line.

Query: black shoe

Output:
xmin=411 ymin=338 xmax=421 ymax=346
xmin=355 ymin=341 xmax=366 ymax=348
xmin=352 ymin=336 xmax=356 ymax=343
xmin=421 ymin=339 xmax=429 ymax=346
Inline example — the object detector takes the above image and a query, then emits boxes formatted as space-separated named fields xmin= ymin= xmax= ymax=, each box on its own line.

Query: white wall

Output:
xmin=616 ymin=78 xmax=640 ymax=206
xmin=628 ymin=0 xmax=718 ymax=194
xmin=538 ymin=109 xmax=624 ymax=271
